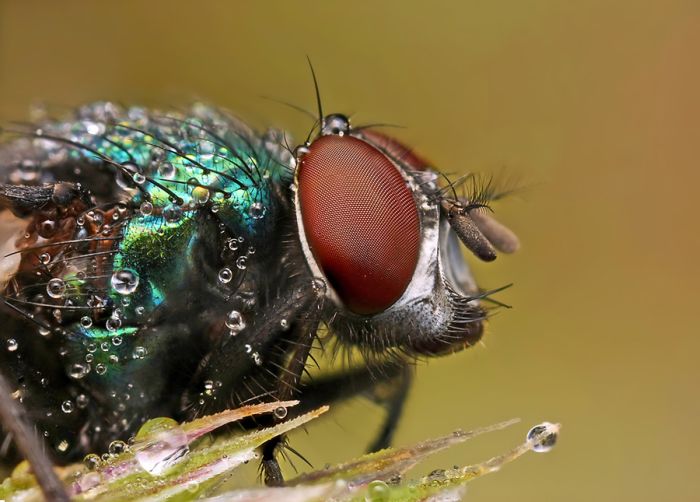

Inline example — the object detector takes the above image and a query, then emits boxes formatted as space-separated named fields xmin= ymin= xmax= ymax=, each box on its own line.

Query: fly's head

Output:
xmin=292 ymin=112 xmax=520 ymax=359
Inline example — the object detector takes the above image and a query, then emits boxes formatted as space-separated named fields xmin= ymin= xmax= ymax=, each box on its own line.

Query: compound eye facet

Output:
xmin=297 ymin=135 xmax=421 ymax=315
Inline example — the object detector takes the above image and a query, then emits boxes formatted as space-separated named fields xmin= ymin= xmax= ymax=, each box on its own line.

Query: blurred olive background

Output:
xmin=1 ymin=1 xmax=698 ymax=500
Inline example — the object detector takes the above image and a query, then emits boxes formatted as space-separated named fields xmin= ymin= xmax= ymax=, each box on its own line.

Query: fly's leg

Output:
xmin=0 ymin=371 xmax=69 ymax=502
xmin=262 ymin=360 xmax=412 ymax=485
xmin=182 ymin=278 xmax=324 ymax=486
xmin=261 ymin=313 xmax=321 ymax=486
xmin=366 ymin=364 xmax=413 ymax=453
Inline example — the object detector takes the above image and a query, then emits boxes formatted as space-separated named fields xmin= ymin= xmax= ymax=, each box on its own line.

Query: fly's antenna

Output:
xmin=306 ymin=56 xmax=324 ymax=128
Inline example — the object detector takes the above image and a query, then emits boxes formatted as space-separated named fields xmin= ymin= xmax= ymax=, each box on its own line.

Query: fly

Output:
xmin=0 ymin=67 xmax=520 ymax=495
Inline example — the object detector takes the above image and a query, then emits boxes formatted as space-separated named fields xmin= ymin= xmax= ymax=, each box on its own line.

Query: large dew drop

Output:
xmin=526 ymin=422 xmax=560 ymax=453
xmin=133 ymin=417 xmax=190 ymax=476
xmin=111 ymin=269 xmax=139 ymax=295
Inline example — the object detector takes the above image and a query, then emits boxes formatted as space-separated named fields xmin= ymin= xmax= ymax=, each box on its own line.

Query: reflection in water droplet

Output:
xmin=139 ymin=201 xmax=153 ymax=216
xmin=133 ymin=417 xmax=190 ymax=476
xmin=111 ymin=269 xmax=140 ymax=295
xmin=527 ymin=422 xmax=559 ymax=453
xmin=68 ymin=363 xmax=90 ymax=379
xmin=46 ymin=278 xmax=66 ymax=298
xmin=163 ymin=204 xmax=182 ymax=223
xmin=273 ymin=406 xmax=288 ymax=420
xmin=248 ymin=201 xmax=266 ymax=219
xmin=61 ymin=400 xmax=74 ymax=414
xmin=218 ymin=268 xmax=233 ymax=284
xmin=225 ymin=310 xmax=245 ymax=334
xmin=76 ymin=394 xmax=89 ymax=408
xmin=366 ymin=480 xmax=390 ymax=501
xmin=106 ymin=317 xmax=121 ymax=331
xmin=6 ymin=339 xmax=18 ymax=352
xmin=158 ymin=162 xmax=176 ymax=179
xmin=80 ymin=316 xmax=93 ymax=328
xmin=83 ymin=453 xmax=101 ymax=471
xmin=108 ymin=440 xmax=128 ymax=456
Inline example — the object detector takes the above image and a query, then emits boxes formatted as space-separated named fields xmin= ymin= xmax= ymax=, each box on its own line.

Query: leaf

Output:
xmin=0 ymin=402 xmax=560 ymax=502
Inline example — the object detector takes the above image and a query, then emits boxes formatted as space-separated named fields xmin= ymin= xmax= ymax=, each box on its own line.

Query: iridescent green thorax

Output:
xmin=20 ymin=103 xmax=291 ymax=347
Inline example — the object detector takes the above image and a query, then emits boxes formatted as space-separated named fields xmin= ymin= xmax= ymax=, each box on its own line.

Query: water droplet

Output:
xmin=163 ymin=204 xmax=182 ymax=223
xmin=133 ymin=346 xmax=147 ymax=359
xmin=248 ymin=201 xmax=266 ymax=219
xmin=68 ymin=363 xmax=90 ymax=379
xmin=132 ymin=172 xmax=146 ymax=184
xmin=76 ymin=394 xmax=89 ymax=408
xmin=135 ymin=306 xmax=145 ymax=316
xmin=116 ymin=163 xmax=140 ymax=190
xmin=80 ymin=316 xmax=93 ymax=328
xmin=235 ymin=256 xmax=247 ymax=270
xmin=225 ymin=310 xmax=245 ymax=334
xmin=527 ymin=422 xmax=559 ymax=453
xmin=112 ymin=336 xmax=123 ymax=346
xmin=46 ymin=278 xmax=66 ymax=298
xmin=226 ymin=238 xmax=239 ymax=251
xmin=252 ymin=352 xmax=263 ymax=366
xmin=108 ymin=440 xmax=128 ymax=456
xmin=312 ymin=277 xmax=327 ymax=294
xmin=106 ymin=317 xmax=121 ymax=331
xmin=61 ymin=400 xmax=74 ymax=413
xmin=273 ymin=406 xmax=287 ymax=420
xmin=6 ymin=339 xmax=18 ymax=352
xmin=366 ymin=480 xmax=390 ymax=502
xmin=39 ymin=252 xmax=51 ymax=265
xmin=158 ymin=162 xmax=176 ymax=179
xmin=111 ymin=269 xmax=140 ymax=295
xmin=139 ymin=201 xmax=153 ymax=216
xmin=38 ymin=219 xmax=57 ymax=238
xmin=95 ymin=363 xmax=107 ymax=375
xmin=198 ymin=139 xmax=215 ymax=155
xmin=192 ymin=186 xmax=210 ymax=205
xmin=83 ymin=453 xmax=101 ymax=471
xmin=218 ymin=267 xmax=233 ymax=284
xmin=133 ymin=417 xmax=189 ymax=476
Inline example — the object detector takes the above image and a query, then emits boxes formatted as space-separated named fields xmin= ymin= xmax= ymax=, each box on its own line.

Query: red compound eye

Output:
xmin=298 ymin=135 xmax=421 ymax=315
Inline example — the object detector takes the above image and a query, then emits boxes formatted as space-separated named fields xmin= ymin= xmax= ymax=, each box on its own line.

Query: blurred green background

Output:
xmin=1 ymin=1 xmax=698 ymax=500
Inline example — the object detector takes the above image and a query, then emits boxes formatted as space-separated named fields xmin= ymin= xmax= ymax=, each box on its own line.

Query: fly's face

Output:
xmin=293 ymin=113 xmax=519 ymax=357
